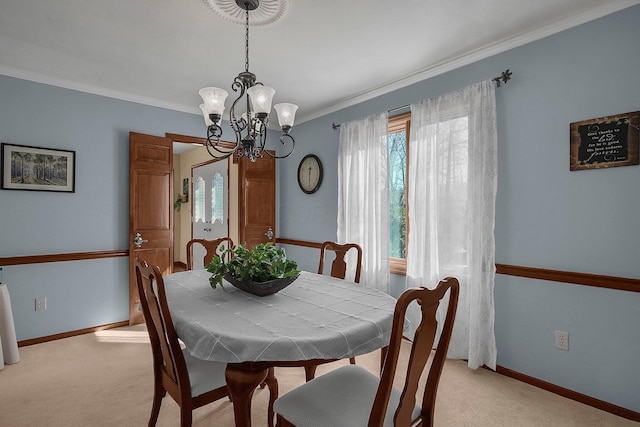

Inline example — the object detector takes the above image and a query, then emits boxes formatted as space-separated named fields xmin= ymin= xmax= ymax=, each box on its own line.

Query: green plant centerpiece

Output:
xmin=206 ymin=242 xmax=300 ymax=296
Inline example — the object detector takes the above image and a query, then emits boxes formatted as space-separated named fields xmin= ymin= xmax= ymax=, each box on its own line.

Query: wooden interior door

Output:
xmin=238 ymin=153 xmax=276 ymax=248
xmin=128 ymin=132 xmax=173 ymax=325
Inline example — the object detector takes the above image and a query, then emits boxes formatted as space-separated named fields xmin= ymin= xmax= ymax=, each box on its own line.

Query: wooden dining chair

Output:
xmin=274 ymin=277 xmax=460 ymax=427
xmin=317 ymin=241 xmax=363 ymax=283
xmin=305 ymin=241 xmax=364 ymax=380
xmin=186 ymin=237 xmax=234 ymax=270
xmin=134 ymin=259 xmax=278 ymax=427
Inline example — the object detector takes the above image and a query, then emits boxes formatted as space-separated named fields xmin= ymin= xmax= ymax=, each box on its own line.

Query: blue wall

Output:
xmin=1 ymin=4 xmax=638 ymax=414
xmin=0 ymin=76 xmax=206 ymax=339
xmin=278 ymin=6 xmax=640 ymax=412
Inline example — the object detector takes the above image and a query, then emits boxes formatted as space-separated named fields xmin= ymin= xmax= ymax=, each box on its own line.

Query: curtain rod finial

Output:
xmin=493 ymin=69 xmax=512 ymax=87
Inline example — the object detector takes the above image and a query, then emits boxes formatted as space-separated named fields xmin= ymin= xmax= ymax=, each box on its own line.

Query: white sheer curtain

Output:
xmin=407 ymin=80 xmax=498 ymax=369
xmin=337 ymin=112 xmax=390 ymax=292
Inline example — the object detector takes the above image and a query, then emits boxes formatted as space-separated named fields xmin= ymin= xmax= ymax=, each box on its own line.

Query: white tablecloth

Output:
xmin=164 ymin=270 xmax=402 ymax=364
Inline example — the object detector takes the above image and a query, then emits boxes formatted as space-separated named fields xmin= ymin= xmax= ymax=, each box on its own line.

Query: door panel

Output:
xmin=238 ymin=153 xmax=275 ymax=249
xmin=129 ymin=132 xmax=173 ymax=325
xmin=137 ymin=172 xmax=171 ymax=229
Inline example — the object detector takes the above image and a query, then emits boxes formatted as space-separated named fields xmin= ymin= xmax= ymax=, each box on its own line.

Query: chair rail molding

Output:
xmin=277 ymin=238 xmax=639 ymax=293
xmin=0 ymin=249 xmax=128 ymax=266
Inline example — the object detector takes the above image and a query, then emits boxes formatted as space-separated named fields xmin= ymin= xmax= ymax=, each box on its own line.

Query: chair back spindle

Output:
xmin=186 ymin=237 xmax=234 ymax=270
xmin=317 ymin=241 xmax=363 ymax=283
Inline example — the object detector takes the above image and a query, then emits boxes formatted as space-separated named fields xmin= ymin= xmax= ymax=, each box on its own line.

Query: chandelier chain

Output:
xmin=244 ymin=6 xmax=250 ymax=73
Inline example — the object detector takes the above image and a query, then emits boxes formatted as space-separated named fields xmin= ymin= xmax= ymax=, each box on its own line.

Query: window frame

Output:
xmin=388 ymin=112 xmax=410 ymax=276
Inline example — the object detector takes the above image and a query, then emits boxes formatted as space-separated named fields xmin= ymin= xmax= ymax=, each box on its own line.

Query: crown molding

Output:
xmin=296 ymin=0 xmax=640 ymax=124
xmin=2 ymin=0 xmax=638 ymax=125
xmin=0 ymin=65 xmax=200 ymax=115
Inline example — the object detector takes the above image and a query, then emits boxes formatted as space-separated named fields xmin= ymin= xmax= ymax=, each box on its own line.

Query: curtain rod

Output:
xmin=332 ymin=69 xmax=512 ymax=130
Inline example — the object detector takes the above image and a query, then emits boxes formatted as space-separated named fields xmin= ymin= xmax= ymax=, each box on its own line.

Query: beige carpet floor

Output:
xmin=0 ymin=324 xmax=635 ymax=427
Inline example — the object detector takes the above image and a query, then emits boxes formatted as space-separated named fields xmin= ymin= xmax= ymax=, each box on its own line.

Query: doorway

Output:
xmin=172 ymin=141 xmax=221 ymax=269
xmin=169 ymin=134 xmax=275 ymax=268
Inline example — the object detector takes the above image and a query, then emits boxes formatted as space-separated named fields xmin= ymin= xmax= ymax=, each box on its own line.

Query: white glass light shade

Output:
xmin=246 ymin=86 xmax=275 ymax=114
xmin=274 ymin=103 xmax=298 ymax=127
xmin=199 ymin=104 xmax=215 ymax=126
xmin=198 ymin=87 xmax=228 ymax=116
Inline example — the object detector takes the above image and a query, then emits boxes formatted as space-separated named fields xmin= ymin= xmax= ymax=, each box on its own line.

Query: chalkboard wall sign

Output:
xmin=570 ymin=111 xmax=639 ymax=171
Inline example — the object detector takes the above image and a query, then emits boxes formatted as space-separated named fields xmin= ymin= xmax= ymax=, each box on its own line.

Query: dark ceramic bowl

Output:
xmin=223 ymin=274 xmax=299 ymax=296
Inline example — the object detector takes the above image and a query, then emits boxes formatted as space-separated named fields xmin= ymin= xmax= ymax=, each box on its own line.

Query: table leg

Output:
xmin=225 ymin=365 xmax=269 ymax=427
xmin=264 ymin=368 xmax=278 ymax=427
xmin=303 ymin=364 xmax=317 ymax=382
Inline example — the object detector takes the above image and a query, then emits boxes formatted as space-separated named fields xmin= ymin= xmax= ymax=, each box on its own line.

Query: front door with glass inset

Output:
xmin=192 ymin=159 xmax=229 ymax=269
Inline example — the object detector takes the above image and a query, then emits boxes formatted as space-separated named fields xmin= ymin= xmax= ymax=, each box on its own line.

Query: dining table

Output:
xmin=163 ymin=269 xmax=407 ymax=427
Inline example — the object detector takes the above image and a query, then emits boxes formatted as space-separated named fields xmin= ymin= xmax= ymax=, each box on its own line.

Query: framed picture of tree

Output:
xmin=1 ymin=143 xmax=76 ymax=193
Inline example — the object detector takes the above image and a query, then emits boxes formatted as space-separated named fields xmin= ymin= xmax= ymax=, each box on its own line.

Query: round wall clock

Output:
xmin=297 ymin=154 xmax=323 ymax=194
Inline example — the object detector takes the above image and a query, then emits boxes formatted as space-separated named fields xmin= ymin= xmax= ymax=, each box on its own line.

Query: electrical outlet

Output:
xmin=35 ymin=297 xmax=47 ymax=311
xmin=555 ymin=330 xmax=569 ymax=350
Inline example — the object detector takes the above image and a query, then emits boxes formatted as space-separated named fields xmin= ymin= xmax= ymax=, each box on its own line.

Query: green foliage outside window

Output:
xmin=389 ymin=130 xmax=407 ymax=259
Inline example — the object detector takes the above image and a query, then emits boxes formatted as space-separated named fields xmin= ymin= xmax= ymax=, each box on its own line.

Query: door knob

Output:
xmin=264 ymin=227 xmax=274 ymax=240
xmin=133 ymin=232 xmax=148 ymax=248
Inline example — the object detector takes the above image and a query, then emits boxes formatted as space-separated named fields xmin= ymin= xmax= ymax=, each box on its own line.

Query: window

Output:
xmin=387 ymin=112 xmax=471 ymax=275
xmin=388 ymin=112 xmax=410 ymax=275
xmin=211 ymin=173 xmax=224 ymax=224
xmin=194 ymin=176 xmax=205 ymax=223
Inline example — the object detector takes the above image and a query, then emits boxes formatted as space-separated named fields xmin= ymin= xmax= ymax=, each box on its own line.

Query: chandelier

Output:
xmin=199 ymin=0 xmax=297 ymax=162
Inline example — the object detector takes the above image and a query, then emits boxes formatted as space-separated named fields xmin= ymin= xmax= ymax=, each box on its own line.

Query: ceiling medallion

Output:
xmin=203 ymin=0 xmax=288 ymax=26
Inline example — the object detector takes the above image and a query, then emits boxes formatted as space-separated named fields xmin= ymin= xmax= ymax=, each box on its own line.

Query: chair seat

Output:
xmin=183 ymin=349 xmax=228 ymax=398
xmin=274 ymin=364 xmax=421 ymax=427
